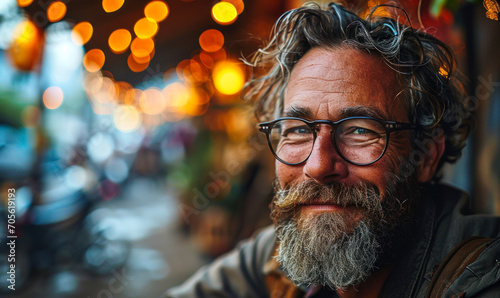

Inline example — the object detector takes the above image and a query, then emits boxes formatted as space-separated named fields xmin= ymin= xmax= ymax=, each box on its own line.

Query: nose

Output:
xmin=304 ymin=126 xmax=349 ymax=184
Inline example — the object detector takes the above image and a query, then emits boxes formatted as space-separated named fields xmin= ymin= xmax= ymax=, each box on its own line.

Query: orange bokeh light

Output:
xmin=130 ymin=37 xmax=154 ymax=58
xmin=189 ymin=58 xmax=209 ymax=83
xmin=47 ymin=1 xmax=67 ymax=23
xmin=199 ymin=48 xmax=226 ymax=69
xmin=211 ymin=2 xmax=237 ymax=25
xmin=222 ymin=0 xmax=244 ymax=15
xmin=145 ymin=1 xmax=169 ymax=22
xmin=127 ymin=53 xmax=149 ymax=72
xmin=17 ymin=0 xmax=34 ymax=7
xmin=132 ymin=49 xmax=154 ymax=64
xmin=199 ymin=29 xmax=224 ymax=53
xmin=8 ymin=20 xmax=43 ymax=71
xmin=71 ymin=22 xmax=93 ymax=45
xmin=108 ymin=29 xmax=131 ymax=53
xmin=102 ymin=0 xmax=124 ymax=13
xmin=83 ymin=49 xmax=105 ymax=72
xmin=134 ymin=18 xmax=158 ymax=39
xmin=43 ymin=86 xmax=64 ymax=109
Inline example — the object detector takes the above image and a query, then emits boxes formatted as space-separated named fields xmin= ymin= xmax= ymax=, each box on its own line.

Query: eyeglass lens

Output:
xmin=268 ymin=118 xmax=387 ymax=165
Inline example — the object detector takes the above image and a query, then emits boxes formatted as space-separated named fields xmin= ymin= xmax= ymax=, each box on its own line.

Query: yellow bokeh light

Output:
xmin=43 ymin=86 xmax=64 ymax=109
xmin=47 ymin=1 xmax=67 ymax=23
xmin=127 ymin=53 xmax=149 ymax=72
xmin=134 ymin=18 xmax=158 ymax=39
xmin=139 ymin=88 xmax=167 ymax=115
xmin=222 ymin=0 xmax=245 ymax=15
xmin=83 ymin=49 xmax=105 ymax=72
xmin=102 ymin=0 xmax=124 ymax=13
xmin=164 ymin=82 xmax=188 ymax=108
xmin=145 ymin=1 xmax=169 ymax=22
xmin=17 ymin=0 xmax=34 ymax=7
xmin=108 ymin=29 xmax=131 ymax=53
xmin=222 ymin=0 xmax=244 ymax=15
xmin=212 ymin=61 xmax=245 ymax=95
xmin=71 ymin=22 xmax=93 ymax=45
xmin=211 ymin=2 xmax=237 ymax=25
xmin=113 ymin=105 xmax=141 ymax=132
xmin=130 ymin=37 xmax=154 ymax=59
xmin=199 ymin=29 xmax=224 ymax=53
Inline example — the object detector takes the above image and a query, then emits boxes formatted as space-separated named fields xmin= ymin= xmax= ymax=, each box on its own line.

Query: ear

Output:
xmin=416 ymin=134 xmax=445 ymax=183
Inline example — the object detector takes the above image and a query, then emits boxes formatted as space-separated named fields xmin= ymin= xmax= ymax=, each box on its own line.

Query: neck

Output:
xmin=336 ymin=265 xmax=393 ymax=298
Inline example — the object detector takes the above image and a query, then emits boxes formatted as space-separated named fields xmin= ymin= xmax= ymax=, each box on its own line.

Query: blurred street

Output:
xmin=6 ymin=178 xmax=209 ymax=298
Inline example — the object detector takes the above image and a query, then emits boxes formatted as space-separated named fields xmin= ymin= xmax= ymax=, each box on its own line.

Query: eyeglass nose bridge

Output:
xmin=312 ymin=121 xmax=337 ymax=134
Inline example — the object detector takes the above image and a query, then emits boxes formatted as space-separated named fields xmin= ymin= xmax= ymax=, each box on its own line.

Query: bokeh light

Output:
xmin=8 ymin=20 xmax=43 ymax=71
xmin=127 ymin=53 xmax=149 ymax=72
xmin=144 ymin=1 xmax=169 ymax=22
xmin=116 ymin=81 xmax=135 ymax=104
xmin=17 ymin=0 xmax=34 ymax=7
xmin=212 ymin=60 xmax=245 ymax=95
xmin=139 ymin=88 xmax=167 ymax=115
xmin=199 ymin=29 xmax=224 ymax=53
xmin=130 ymin=37 xmax=154 ymax=59
xmin=108 ymin=29 xmax=132 ymax=53
xmin=47 ymin=1 xmax=67 ymax=23
xmin=211 ymin=2 xmax=238 ymax=25
xmin=222 ymin=0 xmax=244 ymax=15
xmin=134 ymin=17 xmax=158 ymax=39
xmin=113 ymin=105 xmax=141 ymax=132
xmin=164 ymin=82 xmax=188 ymax=111
xmin=83 ymin=49 xmax=105 ymax=72
xmin=199 ymin=48 xmax=226 ymax=69
xmin=71 ymin=22 xmax=93 ymax=45
xmin=189 ymin=58 xmax=209 ymax=83
xmin=43 ymin=86 xmax=64 ymax=109
xmin=102 ymin=0 xmax=125 ymax=13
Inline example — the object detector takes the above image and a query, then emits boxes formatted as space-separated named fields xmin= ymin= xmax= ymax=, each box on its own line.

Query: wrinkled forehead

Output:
xmin=281 ymin=47 xmax=407 ymax=122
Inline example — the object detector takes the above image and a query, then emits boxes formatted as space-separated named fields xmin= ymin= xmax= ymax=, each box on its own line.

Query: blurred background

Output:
xmin=0 ymin=0 xmax=498 ymax=297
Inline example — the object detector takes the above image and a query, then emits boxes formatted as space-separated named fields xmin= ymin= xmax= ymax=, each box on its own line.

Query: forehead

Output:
xmin=283 ymin=47 xmax=406 ymax=121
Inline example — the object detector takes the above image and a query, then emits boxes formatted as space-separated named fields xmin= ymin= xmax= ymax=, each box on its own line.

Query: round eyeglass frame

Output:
xmin=258 ymin=116 xmax=420 ymax=166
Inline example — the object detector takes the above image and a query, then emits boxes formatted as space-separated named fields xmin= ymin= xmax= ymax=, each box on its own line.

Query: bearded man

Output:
xmin=165 ymin=3 xmax=500 ymax=297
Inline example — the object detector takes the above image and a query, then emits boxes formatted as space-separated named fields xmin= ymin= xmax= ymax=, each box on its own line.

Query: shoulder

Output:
xmin=429 ymin=184 xmax=500 ymax=239
xmin=442 ymin=237 xmax=500 ymax=297
xmin=163 ymin=226 xmax=277 ymax=298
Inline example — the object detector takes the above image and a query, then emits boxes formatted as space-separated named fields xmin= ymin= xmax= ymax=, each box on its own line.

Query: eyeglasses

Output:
xmin=259 ymin=117 xmax=419 ymax=166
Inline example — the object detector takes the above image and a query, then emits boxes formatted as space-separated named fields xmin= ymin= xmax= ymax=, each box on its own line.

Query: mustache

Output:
xmin=273 ymin=179 xmax=381 ymax=211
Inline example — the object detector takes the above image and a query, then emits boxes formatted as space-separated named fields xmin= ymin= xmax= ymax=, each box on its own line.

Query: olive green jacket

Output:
xmin=164 ymin=184 xmax=500 ymax=297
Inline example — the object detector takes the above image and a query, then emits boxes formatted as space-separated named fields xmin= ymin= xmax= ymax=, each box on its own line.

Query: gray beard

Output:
xmin=272 ymin=178 xmax=419 ymax=290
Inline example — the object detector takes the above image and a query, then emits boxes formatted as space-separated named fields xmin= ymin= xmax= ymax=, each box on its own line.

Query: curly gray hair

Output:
xmin=243 ymin=2 xmax=472 ymax=174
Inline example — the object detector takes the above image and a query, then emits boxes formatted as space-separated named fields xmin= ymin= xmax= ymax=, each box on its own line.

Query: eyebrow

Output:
xmin=338 ymin=106 xmax=389 ymax=120
xmin=283 ymin=106 xmax=314 ymax=119
xmin=282 ymin=105 xmax=389 ymax=120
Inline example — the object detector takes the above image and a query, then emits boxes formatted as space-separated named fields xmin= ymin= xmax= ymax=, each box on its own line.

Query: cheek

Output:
xmin=276 ymin=161 xmax=303 ymax=188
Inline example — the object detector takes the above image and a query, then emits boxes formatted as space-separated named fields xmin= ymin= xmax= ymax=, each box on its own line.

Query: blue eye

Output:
xmin=293 ymin=127 xmax=311 ymax=134
xmin=352 ymin=128 xmax=368 ymax=135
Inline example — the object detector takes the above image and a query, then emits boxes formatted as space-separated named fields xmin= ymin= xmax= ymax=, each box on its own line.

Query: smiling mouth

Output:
xmin=298 ymin=202 xmax=360 ymax=213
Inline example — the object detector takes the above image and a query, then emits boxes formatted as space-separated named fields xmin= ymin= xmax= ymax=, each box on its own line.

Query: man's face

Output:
xmin=272 ymin=46 xmax=420 ymax=289
xmin=276 ymin=46 xmax=413 ymax=229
